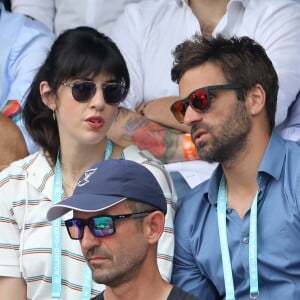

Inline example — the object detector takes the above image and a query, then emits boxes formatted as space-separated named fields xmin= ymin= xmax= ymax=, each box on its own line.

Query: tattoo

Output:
xmin=124 ymin=116 xmax=179 ymax=162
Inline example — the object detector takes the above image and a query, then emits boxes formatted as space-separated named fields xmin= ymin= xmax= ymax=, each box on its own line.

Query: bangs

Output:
xmin=48 ymin=27 xmax=130 ymax=91
xmin=56 ymin=46 xmax=127 ymax=82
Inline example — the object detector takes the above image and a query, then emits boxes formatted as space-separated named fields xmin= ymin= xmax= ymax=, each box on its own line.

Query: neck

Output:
xmin=61 ymin=139 xmax=108 ymax=171
xmin=189 ymin=0 xmax=229 ymax=37
xmin=59 ymin=138 xmax=111 ymax=196
xmin=221 ymin=131 xmax=270 ymax=218
xmin=103 ymin=256 xmax=172 ymax=300
xmin=104 ymin=279 xmax=171 ymax=300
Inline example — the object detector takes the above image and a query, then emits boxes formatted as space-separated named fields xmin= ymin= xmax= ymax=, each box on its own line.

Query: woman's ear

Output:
xmin=247 ymin=83 xmax=266 ymax=116
xmin=144 ymin=211 xmax=165 ymax=245
xmin=40 ymin=81 xmax=57 ymax=110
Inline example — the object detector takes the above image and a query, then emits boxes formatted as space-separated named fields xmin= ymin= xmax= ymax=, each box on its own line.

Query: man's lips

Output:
xmin=192 ymin=129 xmax=209 ymax=144
xmin=87 ymin=257 xmax=111 ymax=269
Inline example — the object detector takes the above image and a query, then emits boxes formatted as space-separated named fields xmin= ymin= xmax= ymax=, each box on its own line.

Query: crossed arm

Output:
xmin=107 ymin=97 xmax=197 ymax=164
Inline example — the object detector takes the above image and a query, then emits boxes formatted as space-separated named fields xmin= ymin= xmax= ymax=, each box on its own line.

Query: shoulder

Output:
xmin=246 ymin=0 xmax=300 ymax=19
xmin=174 ymin=171 xmax=220 ymax=238
xmin=178 ymin=178 xmax=211 ymax=211
xmin=1 ymin=7 xmax=53 ymax=39
xmin=282 ymin=138 xmax=300 ymax=175
xmin=264 ymin=133 xmax=300 ymax=170
xmin=16 ymin=16 xmax=54 ymax=50
xmin=0 ymin=151 xmax=46 ymax=179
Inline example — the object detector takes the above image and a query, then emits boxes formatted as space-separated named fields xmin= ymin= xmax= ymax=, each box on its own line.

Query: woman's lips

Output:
xmin=85 ymin=116 xmax=104 ymax=129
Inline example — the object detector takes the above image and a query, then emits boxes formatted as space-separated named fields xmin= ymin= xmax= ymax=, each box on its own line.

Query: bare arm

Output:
xmin=136 ymin=96 xmax=190 ymax=133
xmin=0 ymin=113 xmax=28 ymax=170
xmin=0 ymin=276 xmax=27 ymax=300
xmin=107 ymin=108 xmax=198 ymax=163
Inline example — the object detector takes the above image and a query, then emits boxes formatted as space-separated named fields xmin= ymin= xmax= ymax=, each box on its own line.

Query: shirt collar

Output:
xmin=204 ymin=132 xmax=285 ymax=205
xmin=258 ymin=131 xmax=285 ymax=180
xmin=26 ymin=151 xmax=56 ymax=199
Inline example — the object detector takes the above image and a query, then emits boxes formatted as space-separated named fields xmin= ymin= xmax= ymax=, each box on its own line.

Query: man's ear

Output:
xmin=144 ymin=211 xmax=165 ymax=245
xmin=40 ymin=81 xmax=57 ymax=110
xmin=247 ymin=83 xmax=266 ymax=116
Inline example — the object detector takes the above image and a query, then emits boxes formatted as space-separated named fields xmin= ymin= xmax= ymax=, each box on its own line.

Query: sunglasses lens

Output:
xmin=171 ymin=100 xmax=188 ymax=123
xmin=65 ymin=216 xmax=115 ymax=240
xmin=72 ymin=82 xmax=96 ymax=102
xmin=91 ymin=216 xmax=115 ymax=237
xmin=190 ymin=89 xmax=209 ymax=111
xmin=65 ymin=219 xmax=84 ymax=240
xmin=103 ymin=83 xmax=127 ymax=104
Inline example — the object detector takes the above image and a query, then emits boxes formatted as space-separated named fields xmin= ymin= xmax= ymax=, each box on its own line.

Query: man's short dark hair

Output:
xmin=171 ymin=34 xmax=279 ymax=131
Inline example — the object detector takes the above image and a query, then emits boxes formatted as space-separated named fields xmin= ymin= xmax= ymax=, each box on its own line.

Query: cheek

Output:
xmin=105 ymin=106 xmax=118 ymax=125
xmin=56 ymin=97 xmax=80 ymax=117
xmin=79 ymin=240 xmax=88 ymax=257
xmin=113 ymin=235 xmax=144 ymax=261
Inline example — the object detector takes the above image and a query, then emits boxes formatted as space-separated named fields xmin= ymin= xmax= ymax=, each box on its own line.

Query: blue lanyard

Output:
xmin=51 ymin=159 xmax=63 ymax=298
xmin=217 ymin=176 xmax=259 ymax=300
xmin=51 ymin=140 xmax=113 ymax=299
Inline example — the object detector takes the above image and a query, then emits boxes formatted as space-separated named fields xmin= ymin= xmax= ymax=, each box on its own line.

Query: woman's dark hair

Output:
xmin=23 ymin=26 xmax=130 ymax=163
xmin=171 ymin=34 xmax=279 ymax=132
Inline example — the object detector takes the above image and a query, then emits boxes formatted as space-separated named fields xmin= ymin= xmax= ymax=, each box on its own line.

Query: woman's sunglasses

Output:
xmin=62 ymin=79 xmax=128 ymax=105
xmin=65 ymin=211 xmax=154 ymax=240
xmin=170 ymin=83 xmax=242 ymax=123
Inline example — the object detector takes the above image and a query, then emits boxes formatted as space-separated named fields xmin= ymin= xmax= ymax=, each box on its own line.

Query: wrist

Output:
xmin=140 ymin=102 xmax=148 ymax=116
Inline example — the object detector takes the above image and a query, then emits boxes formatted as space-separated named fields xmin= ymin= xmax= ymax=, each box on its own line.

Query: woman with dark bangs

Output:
xmin=0 ymin=26 xmax=176 ymax=299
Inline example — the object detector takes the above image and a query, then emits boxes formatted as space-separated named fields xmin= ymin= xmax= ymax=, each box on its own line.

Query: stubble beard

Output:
xmin=89 ymin=242 xmax=148 ymax=287
xmin=192 ymin=101 xmax=251 ymax=163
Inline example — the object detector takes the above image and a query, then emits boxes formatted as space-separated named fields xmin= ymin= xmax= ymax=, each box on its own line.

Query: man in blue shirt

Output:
xmin=0 ymin=2 xmax=54 ymax=155
xmin=170 ymin=34 xmax=300 ymax=299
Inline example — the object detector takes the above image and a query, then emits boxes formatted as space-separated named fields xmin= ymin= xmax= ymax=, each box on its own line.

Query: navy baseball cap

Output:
xmin=47 ymin=159 xmax=167 ymax=221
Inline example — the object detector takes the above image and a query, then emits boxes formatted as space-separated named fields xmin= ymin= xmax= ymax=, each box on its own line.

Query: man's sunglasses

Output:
xmin=170 ymin=83 xmax=242 ymax=123
xmin=65 ymin=211 xmax=154 ymax=240
xmin=62 ymin=79 xmax=128 ymax=104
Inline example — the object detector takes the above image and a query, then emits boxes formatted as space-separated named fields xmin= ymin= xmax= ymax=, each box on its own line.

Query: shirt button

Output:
xmin=242 ymin=237 xmax=249 ymax=244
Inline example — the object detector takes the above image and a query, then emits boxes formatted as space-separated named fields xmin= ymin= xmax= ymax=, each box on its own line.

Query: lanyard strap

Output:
xmin=51 ymin=140 xmax=113 ymax=299
xmin=217 ymin=176 xmax=259 ymax=300
xmin=51 ymin=159 xmax=63 ymax=298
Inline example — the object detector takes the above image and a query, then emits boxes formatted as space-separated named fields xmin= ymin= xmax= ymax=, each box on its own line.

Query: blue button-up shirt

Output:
xmin=172 ymin=132 xmax=300 ymax=299
xmin=0 ymin=3 xmax=54 ymax=153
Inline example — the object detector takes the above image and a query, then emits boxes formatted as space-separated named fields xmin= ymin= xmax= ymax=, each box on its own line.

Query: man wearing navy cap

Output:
xmin=47 ymin=159 xmax=199 ymax=300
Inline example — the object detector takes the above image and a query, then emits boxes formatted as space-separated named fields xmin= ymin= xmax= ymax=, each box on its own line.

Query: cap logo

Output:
xmin=77 ymin=168 xmax=97 ymax=187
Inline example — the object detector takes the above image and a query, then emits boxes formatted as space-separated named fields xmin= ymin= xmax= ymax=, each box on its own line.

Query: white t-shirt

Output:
xmin=111 ymin=0 xmax=300 ymax=186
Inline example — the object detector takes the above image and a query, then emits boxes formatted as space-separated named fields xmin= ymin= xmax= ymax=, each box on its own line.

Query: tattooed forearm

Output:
xmin=124 ymin=117 xmax=180 ymax=162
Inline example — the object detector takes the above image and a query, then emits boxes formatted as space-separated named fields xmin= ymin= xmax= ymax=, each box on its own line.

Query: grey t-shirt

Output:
xmin=91 ymin=286 xmax=200 ymax=300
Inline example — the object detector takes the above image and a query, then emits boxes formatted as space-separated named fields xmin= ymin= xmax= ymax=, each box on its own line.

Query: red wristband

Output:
xmin=182 ymin=134 xmax=198 ymax=160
